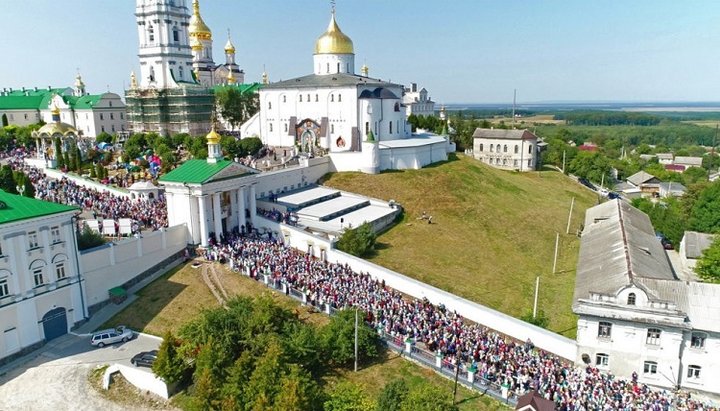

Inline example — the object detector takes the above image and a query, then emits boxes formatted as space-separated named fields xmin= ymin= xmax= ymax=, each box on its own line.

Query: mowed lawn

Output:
xmin=322 ymin=154 xmax=597 ymax=337
xmin=103 ymin=262 xmax=505 ymax=410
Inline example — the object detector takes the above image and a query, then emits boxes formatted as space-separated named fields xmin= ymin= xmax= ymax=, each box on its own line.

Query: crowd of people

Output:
xmin=5 ymin=149 xmax=168 ymax=231
xmin=203 ymin=233 xmax=716 ymax=411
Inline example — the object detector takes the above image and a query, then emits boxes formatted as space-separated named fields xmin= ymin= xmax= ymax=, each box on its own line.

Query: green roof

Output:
xmin=73 ymin=94 xmax=103 ymax=109
xmin=0 ymin=190 xmax=77 ymax=225
xmin=159 ymin=159 xmax=234 ymax=184
xmin=212 ymin=82 xmax=262 ymax=95
xmin=0 ymin=88 xmax=70 ymax=110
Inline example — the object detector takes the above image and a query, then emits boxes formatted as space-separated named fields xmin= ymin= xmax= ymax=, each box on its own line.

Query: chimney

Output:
xmin=21 ymin=87 xmax=26 ymax=92
xmin=34 ymin=86 xmax=38 ymax=91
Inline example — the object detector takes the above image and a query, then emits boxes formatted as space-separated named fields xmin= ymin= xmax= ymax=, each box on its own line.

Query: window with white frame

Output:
xmin=33 ymin=268 xmax=44 ymax=287
xmin=643 ymin=361 xmax=657 ymax=374
xmin=595 ymin=353 xmax=609 ymax=367
xmin=598 ymin=321 xmax=612 ymax=338
xmin=690 ymin=332 xmax=706 ymax=349
xmin=646 ymin=328 xmax=661 ymax=345
xmin=55 ymin=262 xmax=66 ymax=280
xmin=0 ymin=277 xmax=9 ymax=298
xmin=627 ymin=292 xmax=636 ymax=305
xmin=28 ymin=231 xmax=39 ymax=249
xmin=51 ymin=226 xmax=61 ymax=243
xmin=687 ymin=365 xmax=701 ymax=379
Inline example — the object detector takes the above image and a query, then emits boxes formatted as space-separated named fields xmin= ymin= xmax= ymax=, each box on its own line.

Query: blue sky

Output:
xmin=2 ymin=0 xmax=720 ymax=104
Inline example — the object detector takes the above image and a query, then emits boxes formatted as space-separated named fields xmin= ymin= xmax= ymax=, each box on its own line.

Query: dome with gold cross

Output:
xmin=314 ymin=11 xmax=354 ymax=55
xmin=189 ymin=0 xmax=212 ymax=41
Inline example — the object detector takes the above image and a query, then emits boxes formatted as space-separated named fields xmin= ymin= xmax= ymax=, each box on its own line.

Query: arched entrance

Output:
xmin=300 ymin=130 xmax=316 ymax=153
xmin=295 ymin=119 xmax=321 ymax=155
xmin=42 ymin=307 xmax=67 ymax=341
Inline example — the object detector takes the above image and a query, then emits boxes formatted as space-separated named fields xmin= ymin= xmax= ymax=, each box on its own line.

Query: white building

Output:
xmin=0 ymin=76 xmax=126 ymax=138
xmin=242 ymin=8 xmax=451 ymax=174
xmin=402 ymin=82 xmax=435 ymax=117
xmin=679 ymin=231 xmax=715 ymax=276
xmin=0 ymin=190 xmax=86 ymax=364
xmin=472 ymin=128 xmax=538 ymax=171
xmin=159 ymin=128 xmax=260 ymax=247
xmin=574 ymin=200 xmax=720 ymax=395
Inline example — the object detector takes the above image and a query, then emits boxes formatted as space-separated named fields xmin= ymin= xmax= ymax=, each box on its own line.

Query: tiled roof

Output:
xmin=0 ymin=190 xmax=77 ymax=224
xmin=159 ymin=159 xmax=233 ymax=184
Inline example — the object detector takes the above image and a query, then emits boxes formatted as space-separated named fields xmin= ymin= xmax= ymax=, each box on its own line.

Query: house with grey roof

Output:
xmin=658 ymin=181 xmax=686 ymax=198
xmin=625 ymin=171 xmax=661 ymax=196
xmin=574 ymin=200 xmax=720 ymax=395
xmin=679 ymin=231 xmax=715 ymax=275
xmin=472 ymin=128 xmax=539 ymax=172
xmin=674 ymin=156 xmax=703 ymax=171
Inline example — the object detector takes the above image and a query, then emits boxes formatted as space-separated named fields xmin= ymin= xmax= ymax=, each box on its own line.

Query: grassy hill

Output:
xmin=322 ymin=153 xmax=597 ymax=338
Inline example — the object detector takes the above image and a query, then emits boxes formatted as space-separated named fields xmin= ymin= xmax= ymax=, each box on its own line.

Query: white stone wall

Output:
xmin=81 ymin=225 xmax=187 ymax=308
xmin=253 ymin=220 xmax=577 ymax=360
xmin=0 ymin=109 xmax=41 ymax=127
xmin=254 ymin=157 xmax=332 ymax=199
xmin=679 ymin=331 xmax=720 ymax=393
xmin=473 ymin=137 xmax=537 ymax=172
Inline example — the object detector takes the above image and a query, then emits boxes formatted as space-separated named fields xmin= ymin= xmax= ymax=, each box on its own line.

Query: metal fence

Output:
xmin=250 ymin=272 xmax=520 ymax=406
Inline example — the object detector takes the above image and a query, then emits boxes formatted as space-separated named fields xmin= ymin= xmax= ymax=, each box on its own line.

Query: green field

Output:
xmin=322 ymin=153 xmax=597 ymax=337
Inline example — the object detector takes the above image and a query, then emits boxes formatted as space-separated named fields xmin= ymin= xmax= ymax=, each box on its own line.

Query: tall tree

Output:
xmin=0 ymin=165 xmax=18 ymax=194
xmin=153 ymin=331 xmax=188 ymax=384
xmin=1 ymin=113 xmax=7 ymax=127
xmin=274 ymin=364 xmax=322 ymax=411
xmin=215 ymin=88 xmax=260 ymax=131
xmin=54 ymin=138 xmax=64 ymax=169
xmin=696 ymin=236 xmax=720 ymax=283
xmin=320 ymin=308 xmax=380 ymax=368
xmin=688 ymin=181 xmax=720 ymax=233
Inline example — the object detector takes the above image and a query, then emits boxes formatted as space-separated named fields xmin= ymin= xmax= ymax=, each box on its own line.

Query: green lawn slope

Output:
xmin=322 ymin=153 xmax=597 ymax=338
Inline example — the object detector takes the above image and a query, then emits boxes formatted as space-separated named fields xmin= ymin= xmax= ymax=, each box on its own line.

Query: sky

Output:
xmin=2 ymin=0 xmax=720 ymax=104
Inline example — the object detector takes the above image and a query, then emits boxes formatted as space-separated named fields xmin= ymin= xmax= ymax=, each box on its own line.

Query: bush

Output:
xmin=520 ymin=310 xmax=550 ymax=329
xmin=76 ymin=225 xmax=105 ymax=250
xmin=320 ymin=309 xmax=380 ymax=368
xmin=335 ymin=222 xmax=376 ymax=257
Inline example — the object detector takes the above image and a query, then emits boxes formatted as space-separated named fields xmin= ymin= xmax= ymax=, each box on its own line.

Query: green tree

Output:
xmin=375 ymin=379 xmax=408 ymax=411
xmin=12 ymin=171 xmax=34 ymax=197
xmin=54 ymin=138 xmax=64 ymax=169
xmin=520 ymin=310 xmax=550 ymax=329
xmin=335 ymin=222 xmax=377 ymax=257
xmin=95 ymin=131 xmax=113 ymax=145
xmin=320 ymin=309 xmax=380 ymax=368
xmin=153 ymin=330 xmax=189 ymax=385
xmin=244 ymin=340 xmax=285 ymax=411
xmin=696 ymin=236 xmax=720 ymax=283
xmin=1 ymin=113 xmax=7 ymax=127
xmin=0 ymin=165 xmax=18 ymax=194
xmin=400 ymin=383 xmax=458 ymax=411
xmin=323 ymin=382 xmax=374 ymax=411
xmin=76 ymin=226 xmax=105 ymax=250
xmin=688 ymin=181 xmax=720 ymax=233
xmin=282 ymin=322 xmax=324 ymax=377
xmin=189 ymin=367 xmax=218 ymax=411
xmin=682 ymin=166 xmax=708 ymax=186
xmin=215 ymin=87 xmax=260 ymax=130
xmin=89 ymin=165 xmax=97 ymax=178
xmin=275 ymin=364 xmax=322 ymax=411
xmin=239 ymin=136 xmax=264 ymax=157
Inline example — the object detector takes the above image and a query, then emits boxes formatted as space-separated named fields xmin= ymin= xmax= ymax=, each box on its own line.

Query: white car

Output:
xmin=90 ymin=326 xmax=134 ymax=347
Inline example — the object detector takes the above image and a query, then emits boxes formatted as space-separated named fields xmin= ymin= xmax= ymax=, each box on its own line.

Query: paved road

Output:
xmin=0 ymin=333 xmax=163 ymax=411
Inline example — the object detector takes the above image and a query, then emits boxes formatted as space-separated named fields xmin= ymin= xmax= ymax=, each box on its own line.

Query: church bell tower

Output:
xmin=135 ymin=0 xmax=194 ymax=89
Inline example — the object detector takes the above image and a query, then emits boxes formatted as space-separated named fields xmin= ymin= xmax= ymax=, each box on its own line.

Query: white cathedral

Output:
xmin=241 ymin=9 xmax=452 ymax=174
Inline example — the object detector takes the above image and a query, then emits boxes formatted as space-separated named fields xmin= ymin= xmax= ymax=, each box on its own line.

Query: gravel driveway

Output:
xmin=0 ymin=333 xmax=169 ymax=411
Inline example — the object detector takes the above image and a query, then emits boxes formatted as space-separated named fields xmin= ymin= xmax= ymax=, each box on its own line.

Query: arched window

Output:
xmin=307 ymin=94 xmax=310 ymax=102
xmin=299 ymin=95 xmax=303 ymax=102
xmin=503 ymin=145 xmax=508 ymax=153
xmin=365 ymin=122 xmax=369 ymax=135
xmin=30 ymin=259 xmax=46 ymax=287
xmin=326 ymin=63 xmax=330 ymax=73
xmin=496 ymin=144 xmax=501 ymax=152
xmin=514 ymin=145 xmax=519 ymax=154
xmin=178 ymin=66 xmax=184 ymax=79
xmin=627 ymin=293 xmax=636 ymax=305
xmin=338 ymin=94 xmax=342 ymax=102
xmin=268 ymin=101 xmax=272 ymax=109
xmin=528 ymin=144 xmax=533 ymax=154
xmin=283 ymin=95 xmax=286 ymax=103
xmin=337 ymin=62 xmax=341 ymax=72
xmin=315 ymin=94 xmax=319 ymax=102
xmin=394 ymin=102 xmax=400 ymax=112
xmin=330 ymin=94 xmax=334 ymax=102
xmin=490 ymin=145 xmax=494 ymax=152
xmin=479 ymin=144 xmax=484 ymax=152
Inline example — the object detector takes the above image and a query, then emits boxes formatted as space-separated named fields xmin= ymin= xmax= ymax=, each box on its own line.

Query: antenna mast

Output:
xmin=512 ymin=89 xmax=517 ymax=128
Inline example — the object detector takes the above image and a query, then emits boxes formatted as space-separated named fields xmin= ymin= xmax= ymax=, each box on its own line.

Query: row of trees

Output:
xmin=153 ymin=295 xmax=457 ymax=411
xmin=554 ymin=111 xmax=664 ymax=126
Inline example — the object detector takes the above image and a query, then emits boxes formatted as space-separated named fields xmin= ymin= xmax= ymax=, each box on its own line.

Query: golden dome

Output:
xmin=34 ymin=120 xmax=78 ymax=138
xmin=206 ymin=127 xmax=221 ymax=144
xmin=51 ymin=104 xmax=60 ymax=116
xmin=189 ymin=36 xmax=203 ymax=51
xmin=188 ymin=0 xmax=212 ymax=41
xmin=314 ymin=12 xmax=354 ymax=55
xmin=224 ymin=30 xmax=236 ymax=54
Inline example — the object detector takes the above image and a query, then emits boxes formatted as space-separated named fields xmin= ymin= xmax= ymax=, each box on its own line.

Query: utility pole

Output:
xmin=553 ymin=232 xmax=560 ymax=274
xmin=566 ymin=197 xmax=575 ymax=234
xmin=533 ymin=276 xmax=540 ymax=318
xmin=354 ymin=308 xmax=359 ymax=372
xmin=562 ymin=150 xmax=566 ymax=174
xmin=452 ymin=358 xmax=461 ymax=406
xmin=511 ymin=89 xmax=517 ymax=128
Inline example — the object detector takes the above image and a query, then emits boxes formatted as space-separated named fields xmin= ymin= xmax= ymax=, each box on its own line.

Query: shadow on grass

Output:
xmin=100 ymin=266 xmax=188 ymax=333
xmin=422 ymin=152 xmax=460 ymax=169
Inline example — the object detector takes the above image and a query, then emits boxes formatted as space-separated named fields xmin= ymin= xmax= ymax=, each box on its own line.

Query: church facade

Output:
xmin=241 ymin=9 xmax=452 ymax=174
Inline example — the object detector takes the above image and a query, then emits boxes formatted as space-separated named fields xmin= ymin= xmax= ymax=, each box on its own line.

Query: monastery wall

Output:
xmin=253 ymin=157 xmax=332 ymax=198
xmin=81 ymin=225 xmax=187 ymax=311
xmin=257 ymin=219 xmax=577 ymax=360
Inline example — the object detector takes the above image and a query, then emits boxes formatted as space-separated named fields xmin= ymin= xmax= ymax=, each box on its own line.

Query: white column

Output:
xmin=229 ymin=188 xmax=239 ymax=231
xmin=213 ymin=192 xmax=223 ymax=239
xmin=238 ymin=186 xmax=247 ymax=229
xmin=198 ymin=195 xmax=209 ymax=247
xmin=249 ymin=185 xmax=257 ymax=226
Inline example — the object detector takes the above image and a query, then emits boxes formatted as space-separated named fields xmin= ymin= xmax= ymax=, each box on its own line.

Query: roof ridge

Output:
xmin=616 ymin=200 xmax=635 ymax=284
